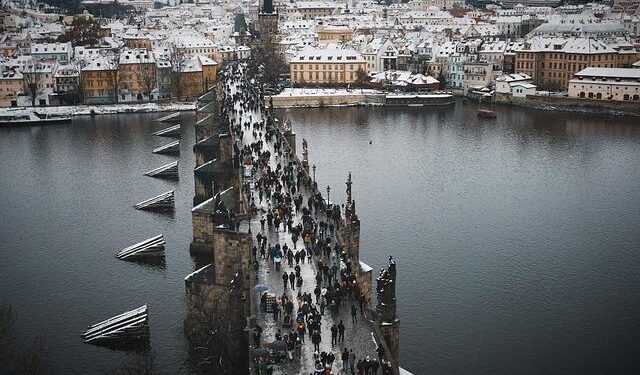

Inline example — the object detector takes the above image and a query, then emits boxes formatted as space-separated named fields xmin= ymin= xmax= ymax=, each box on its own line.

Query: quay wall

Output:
xmin=271 ymin=93 xmax=384 ymax=108
xmin=495 ymin=93 xmax=640 ymax=117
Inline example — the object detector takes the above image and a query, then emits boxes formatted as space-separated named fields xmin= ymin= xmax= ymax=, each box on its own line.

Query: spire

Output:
xmin=263 ymin=0 xmax=274 ymax=14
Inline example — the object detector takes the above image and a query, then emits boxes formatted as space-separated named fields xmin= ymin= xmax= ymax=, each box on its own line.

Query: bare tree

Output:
xmin=184 ymin=276 xmax=248 ymax=375
xmin=169 ymin=45 xmax=188 ymax=100
xmin=0 ymin=306 xmax=46 ymax=375
xmin=355 ymin=67 xmax=369 ymax=88
xmin=139 ymin=53 xmax=156 ymax=101
xmin=105 ymin=48 xmax=122 ymax=103
xmin=22 ymin=64 xmax=44 ymax=107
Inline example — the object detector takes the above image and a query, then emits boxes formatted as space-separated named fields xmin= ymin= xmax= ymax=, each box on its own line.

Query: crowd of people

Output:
xmin=219 ymin=63 xmax=395 ymax=375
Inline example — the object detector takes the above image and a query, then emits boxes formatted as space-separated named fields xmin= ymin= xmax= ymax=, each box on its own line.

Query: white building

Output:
xmin=495 ymin=73 xmax=536 ymax=97
xmin=361 ymin=38 xmax=398 ymax=73
xmin=568 ymin=67 xmax=640 ymax=101
xmin=30 ymin=42 xmax=73 ymax=64
xmin=463 ymin=60 xmax=493 ymax=94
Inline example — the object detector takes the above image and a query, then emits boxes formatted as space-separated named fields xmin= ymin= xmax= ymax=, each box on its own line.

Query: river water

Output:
xmin=1 ymin=102 xmax=639 ymax=374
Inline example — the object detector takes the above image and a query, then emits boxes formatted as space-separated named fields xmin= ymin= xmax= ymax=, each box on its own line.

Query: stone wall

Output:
xmin=337 ymin=219 xmax=361 ymax=272
xmin=191 ymin=208 xmax=214 ymax=252
xmin=212 ymin=228 xmax=252 ymax=289
xmin=271 ymin=93 xmax=384 ymax=108
xmin=496 ymin=93 xmax=640 ymax=117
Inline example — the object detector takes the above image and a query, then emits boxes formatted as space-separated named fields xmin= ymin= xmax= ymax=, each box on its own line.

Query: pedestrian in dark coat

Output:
xmin=311 ymin=330 xmax=321 ymax=352
xmin=338 ymin=320 xmax=345 ymax=342
xmin=330 ymin=324 xmax=338 ymax=345
xmin=351 ymin=305 xmax=358 ymax=324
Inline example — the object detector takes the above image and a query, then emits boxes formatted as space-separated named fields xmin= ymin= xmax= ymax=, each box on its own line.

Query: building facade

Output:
xmin=568 ymin=67 xmax=640 ymax=101
xmin=290 ymin=46 xmax=367 ymax=85
xmin=515 ymin=37 xmax=637 ymax=90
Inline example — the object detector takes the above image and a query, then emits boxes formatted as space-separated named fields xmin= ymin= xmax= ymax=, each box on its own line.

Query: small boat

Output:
xmin=152 ymin=140 xmax=180 ymax=155
xmin=385 ymin=93 xmax=455 ymax=106
xmin=477 ymin=109 xmax=496 ymax=119
xmin=0 ymin=109 xmax=71 ymax=126
xmin=134 ymin=190 xmax=175 ymax=211
xmin=81 ymin=305 xmax=149 ymax=346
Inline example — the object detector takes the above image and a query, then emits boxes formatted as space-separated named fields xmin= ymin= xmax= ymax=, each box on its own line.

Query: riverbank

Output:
xmin=270 ymin=88 xmax=454 ymax=108
xmin=7 ymin=102 xmax=197 ymax=117
xmin=495 ymin=93 xmax=640 ymax=117
xmin=270 ymin=88 xmax=384 ymax=108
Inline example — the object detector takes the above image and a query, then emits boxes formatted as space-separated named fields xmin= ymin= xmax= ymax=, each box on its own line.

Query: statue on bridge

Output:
xmin=376 ymin=256 xmax=397 ymax=323
xmin=345 ymin=172 xmax=358 ymax=221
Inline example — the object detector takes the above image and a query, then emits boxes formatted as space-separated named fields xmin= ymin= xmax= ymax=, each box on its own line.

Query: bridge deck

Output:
xmin=227 ymin=74 xmax=380 ymax=374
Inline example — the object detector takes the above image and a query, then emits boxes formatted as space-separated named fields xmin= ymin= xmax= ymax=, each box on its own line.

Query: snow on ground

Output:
xmin=274 ymin=88 xmax=383 ymax=97
xmin=20 ymin=102 xmax=197 ymax=117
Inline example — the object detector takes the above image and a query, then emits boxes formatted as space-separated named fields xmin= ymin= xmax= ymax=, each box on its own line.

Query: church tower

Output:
xmin=258 ymin=0 xmax=278 ymax=42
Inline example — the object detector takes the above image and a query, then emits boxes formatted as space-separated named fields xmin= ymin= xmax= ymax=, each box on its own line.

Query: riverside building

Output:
xmin=289 ymin=45 xmax=366 ymax=85
xmin=568 ymin=67 xmax=640 ymax=101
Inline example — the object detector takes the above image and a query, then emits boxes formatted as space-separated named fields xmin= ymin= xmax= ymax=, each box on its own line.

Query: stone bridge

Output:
xmin=184 ymin=64 xmax=408 ymax=375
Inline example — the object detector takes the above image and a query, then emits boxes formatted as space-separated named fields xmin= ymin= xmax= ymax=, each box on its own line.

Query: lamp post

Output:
xmin=312 ymin=164 xmax=316 ymax=183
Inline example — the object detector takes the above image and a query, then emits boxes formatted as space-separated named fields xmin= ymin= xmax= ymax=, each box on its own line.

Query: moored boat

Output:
xmin=477 ymin=109 xmax=497 ymax=119
xmin=0 ymin=109 xmax=71 ymax=126
xmin=385 ymin=92 xmax=454 ymax=106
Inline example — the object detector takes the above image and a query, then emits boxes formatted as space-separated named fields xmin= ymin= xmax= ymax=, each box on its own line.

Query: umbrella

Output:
xmin=253 ymin=347 xmax=269 ymax=358
xmin=270 ymin=340 xmax=286 ymax=352
xmin=253 ymin=284 xmax=269 ymax=293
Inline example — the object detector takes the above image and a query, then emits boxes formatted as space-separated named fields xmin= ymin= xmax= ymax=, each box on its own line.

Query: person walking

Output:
xmin=330 ymin=323 xmax=338 ymax=346
xmin=351 ymin=305 xmax=357 ymax=324
xmin=371 ymin=358 xmax=379 ymax=375
xmin=289 ymin=271 xmax=296 ymax=289
xmin=376 ymin=345 xmax=385 ymax=363
xmin=327 ymin=351 xmax=335 ymax=369
xmin=338 ymin=320 xmax=345 ymax=343
xmin=341 ymin=347 xmax=349 ymax=373
xmin=282 ymin=272 xmax=288 ymax=289
xmin=311 ymin=330 xmax=321 ymax=352
xmin=349 ymin=349 xmax=356 ymax=375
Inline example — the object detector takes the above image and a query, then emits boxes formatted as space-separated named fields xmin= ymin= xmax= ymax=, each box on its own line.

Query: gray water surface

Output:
xmin=286 ymin=103 xmax=640 ymax=375
xmin=1 ymin=104 xmax=639 ymax=375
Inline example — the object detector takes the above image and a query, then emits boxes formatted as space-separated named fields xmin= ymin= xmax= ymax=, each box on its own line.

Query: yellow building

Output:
xmin=118 ymin=48 xmax=156 ymax=101
xmin=0 ymin=67 xmax=23 ymax=107
xmin=80 ymin=56 xmax=117 ymax=104
xmin=316 ymin=26 xmax=353 ymax=44
xmin=123 ymin=29 xmax=152 ymax=49
xmin=179 ymin=55 xmax=218 ymax=99
xmin=515 ymin=37 xmax=638 ymax=90
xmin=289 ymin=46 xmax=367 ymax=85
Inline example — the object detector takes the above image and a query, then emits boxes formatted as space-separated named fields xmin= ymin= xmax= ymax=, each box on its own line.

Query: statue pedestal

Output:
xmin=283 ymin=130 xmax=296 ymax=154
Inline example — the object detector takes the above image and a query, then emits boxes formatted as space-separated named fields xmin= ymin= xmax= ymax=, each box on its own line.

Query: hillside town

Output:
xmin=1 ymin=0 xmax=639 ymax=108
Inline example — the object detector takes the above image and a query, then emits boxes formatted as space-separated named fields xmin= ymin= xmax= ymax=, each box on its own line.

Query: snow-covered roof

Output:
xmin=574 ymin=67 xmax=640 ymax=79
xmin=119 ymin=49 xmax=156 ymax=64
xmin=497 ymin=73 xmax=532 ymax=82
xmin=0 ymin=69 xmax=23 ymax=80
xmin=31 ymin=42 xmax=70 ymax=55
xmin=518 ymin=36 xmax=616 ymax=54
xmin=82 ymin=56 xmax=116 ymax=71
xmin=294 ymin=45 xmax=365 ymax=63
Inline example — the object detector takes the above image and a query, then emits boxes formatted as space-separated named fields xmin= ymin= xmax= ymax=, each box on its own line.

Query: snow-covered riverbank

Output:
xmin=13 ymin=102 xmax=197 ymax=117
